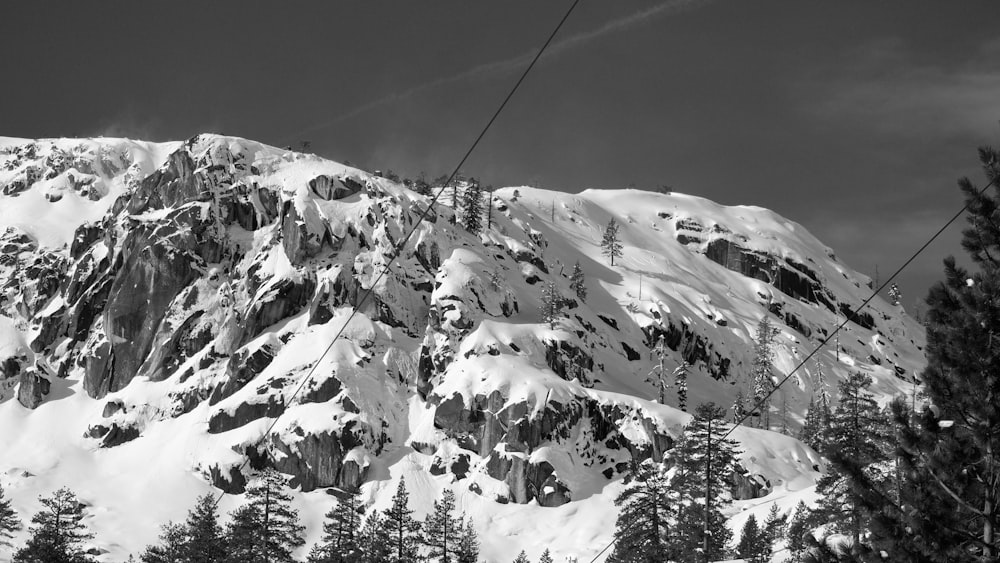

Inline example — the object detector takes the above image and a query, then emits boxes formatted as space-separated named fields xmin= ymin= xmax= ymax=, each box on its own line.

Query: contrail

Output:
xmin=280 ymin=0 xmax=713 ymax=144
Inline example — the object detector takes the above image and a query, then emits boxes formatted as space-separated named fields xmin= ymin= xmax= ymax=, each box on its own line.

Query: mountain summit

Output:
xmin=0 ymin=134 xmax=923 ymax=560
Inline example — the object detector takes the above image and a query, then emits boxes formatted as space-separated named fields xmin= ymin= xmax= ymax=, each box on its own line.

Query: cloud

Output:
xmin=800 ymin=38 xmax=1000 ymax=140
xmin=280 ymin=0 xmax=713 ymax=144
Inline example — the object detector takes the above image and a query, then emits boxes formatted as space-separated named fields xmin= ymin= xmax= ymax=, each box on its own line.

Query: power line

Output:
xmin=722 ymin=172 xmax=997 ymax=441
xmin=211 ymin=0 xmax=583 ymax=510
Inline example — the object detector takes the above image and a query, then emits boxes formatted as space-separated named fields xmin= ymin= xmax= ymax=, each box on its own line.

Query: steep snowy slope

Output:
xmin=0 ymin=134 xmax=923 ymax=561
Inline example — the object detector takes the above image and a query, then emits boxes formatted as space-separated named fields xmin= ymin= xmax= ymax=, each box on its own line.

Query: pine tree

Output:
xmin=671 ymin=502 xmax=732 ymax=563
xmin=0 ymin=482 xmax=20 ymax=549
xmin=856 ymin=147 xmax=1000 ymax=560
xmin=461 ymin=181 xmax=483 ymax=235
xmin=455 ymin=517 xmax=479 ymax=563
xmin=600 ymin=218 xmax=623 ymax=266
xmin=382 ymin=478 xmax=421 ymax=563
xmin=423 ymin=489 xmax=460 ymax=563
xmin=673 ymin=361 xmax=689 ymax=411
xmin=538 ymin=548 xmax=554 ymax=563
xmin=484 ymin=184 xmax=495 ymax=229
xmin=183 ymin=494 xmax=227 ymax=563
xmin=224 ymin=505 xmax=261 ymax=563
xmin=607 ymin=460 xmax=673 ymax=562
xmin=763 ymin=503 xmax=787 ymax=555
xmin=358 ymin=513 xmax=391 ymax=563
xmin=238 ymin=469 xmax=306 ymax=563
xmin=799 ymin=396 xmax=823 ymax=451
xmin=812 ymin=372 xmax=891 ymax=552
xmin=310 ymin=488 xmax=362 ymax=563
xmin=141 ymin=522 xmax=186 ymax=563
xmin=785 ymin=501 xmax=811 ymax=559
xmin=539 ymin=281 xmax=564 ymax=330
xmin=13 ymin=487 xmax=95 ymax=563
xmin=668 ymin=403 xmax=741 ymax=562
xmin=513 ymin=551 xmax=529 ymax=563
xmin=731 ymin=387 xmax=747 ymax=424
xmin=414 ymin=173 xmax=432 ymax=197
xmin=569 ymin=261 xmax=586 ymax=303
xmin=737 ymin=514 xmax=769 ymax=563
xmin=749 ymin=315 xmax=779 ymax=429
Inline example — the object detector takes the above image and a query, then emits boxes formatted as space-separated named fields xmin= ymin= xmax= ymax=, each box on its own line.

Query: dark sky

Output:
xmin=2 ymin=1 xmax=998 ymax=309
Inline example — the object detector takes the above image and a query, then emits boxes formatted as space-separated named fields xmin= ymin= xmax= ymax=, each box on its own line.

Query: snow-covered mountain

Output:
xmin=0 ymin=134 xmax=924 ymax=561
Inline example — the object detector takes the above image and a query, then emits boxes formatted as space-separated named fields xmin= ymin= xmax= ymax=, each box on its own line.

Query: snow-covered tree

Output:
xmin=887 ymin=282 xmax=901 ymax=306
xmin=749 ymin=315 xmax=779 ymax=428
xmin=382 ymin=478 xmax=422 ymax=563
xmin=731 ymin=388 xmax=747 ymax=424
xmin=673 ymin=361 xmax=689 ymax=411
xmin=601 ymin=218 xmax=623 ymax=266
xmin=649 ymin=336 xmax=669 ymax=404
xmin=423 ymin=489 xmax=460 ymax=563
xmin=569 ymin=261 xmax=586 ymax=303
xmin=13 ymin=487 xmax=95 ymax=563
xmin=540 ymin=281 xmax=564 ymax=330
xmin=0 ymin=482 xmax=20 ymax=549
xmin=513 ymin=551 xmax=529 ymax=563
xmin=461 ymin=181 xmax=483 ymax=234
xmin=539 ymin=548 xmax=554 ymax=563
xmin=607 ymin=460 xmax=673 ymax=562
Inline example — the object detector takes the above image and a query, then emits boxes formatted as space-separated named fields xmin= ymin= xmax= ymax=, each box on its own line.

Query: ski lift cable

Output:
xmin=722 ymin=173 xmax=999 ymax=441
xmin=210 ymin=0 xmax=583 ymax=510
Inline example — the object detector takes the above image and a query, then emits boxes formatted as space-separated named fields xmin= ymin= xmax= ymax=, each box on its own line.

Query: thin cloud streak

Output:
xmin=282 ymin=0 xmax=713 ymax=143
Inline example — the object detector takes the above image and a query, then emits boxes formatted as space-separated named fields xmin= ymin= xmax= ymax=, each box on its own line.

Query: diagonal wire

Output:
xmin=722 ymin=172 xmax=997 ymax=441
xmin=211 ymin=0 xmax=583 ymax=509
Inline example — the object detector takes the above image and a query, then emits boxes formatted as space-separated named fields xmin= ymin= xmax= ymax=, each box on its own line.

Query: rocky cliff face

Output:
xmin=0 ymin=135 xmax=924 ymax=522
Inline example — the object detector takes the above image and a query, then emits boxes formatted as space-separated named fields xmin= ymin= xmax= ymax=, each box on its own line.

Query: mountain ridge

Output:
xmin=0 ymin=133 xmax=923 ymax=561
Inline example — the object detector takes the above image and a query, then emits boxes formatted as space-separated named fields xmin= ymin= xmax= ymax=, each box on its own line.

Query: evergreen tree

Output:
xmin=414 ymin=173 xmax=432 ymax=197
xmin=649 ymin=336 xmax=669 ymax=405
xmin=737 ymin=514 xmax=768 ymax=563
xmin=0 ymin=482 xmax=20 ymax=549
xmin=799 ymin=397 xmax=823 ymax=452
xmin=358 ymin=513 xmax=392 ymax=563
xmin=310 ymin=488 xmax=362 ymax=563
xmin=607 ymin=460 xmax=673 ymax=562
xmin=673 ymin=361 xmax=689 ymax=411
xmin=668 ymin=403 xmax=741 ymax=562
xmin=569 ymin=261 xmax=587 ymax=303
xmin=13 ymin=487 xmax=95 ymax=563
xmin=224 ymin=505 xmax=261 ymax=563
xmin=423 ymin=489 xmax=460 ymax=563
xmin=183 ymin=494 xmax=227 ymax=563
xmin=812 ymin=372 xmax=892 ymax=552
xmin=763 ymin=503 xmax=787 ymax=555
xmin=461 ymin=181 xmax=483 ymax=234
xmin=749 ymin=315 xmax=779 ymax=429
xmin=785 ymin=501 xmax=812 ymax=560
xmin=484 ymin=184 xmax=495 ymax=229
xmin=539 ymin=281 xmax=564 ymax=330
xmin=732 ymin=388 xmax=747 ymax=424
xmin=140 ymin=523 xmax=186 ymax=563
xmin=539 ymin=548 xmax=554 ymax=563
xmin=234 ymin=469 xmax=305 ymax=563
xmin=600 ymin=218 xmax=623 ymax=266
xmin=455 ymin=517 xmax=479 ymax=563
xmin=670 ymin=502 xmax=732 ymax=563
xmin=513 ymin=551 xmax=529 ymax=563
xmin=382 ymin=478 xmax=421 ymax=563
xmin=856 ymin=147 xmax=1000 ymax=560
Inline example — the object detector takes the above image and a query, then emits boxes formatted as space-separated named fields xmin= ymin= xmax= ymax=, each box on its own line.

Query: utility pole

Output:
xmin=703 ymin=415 xmax=712 ymax=563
